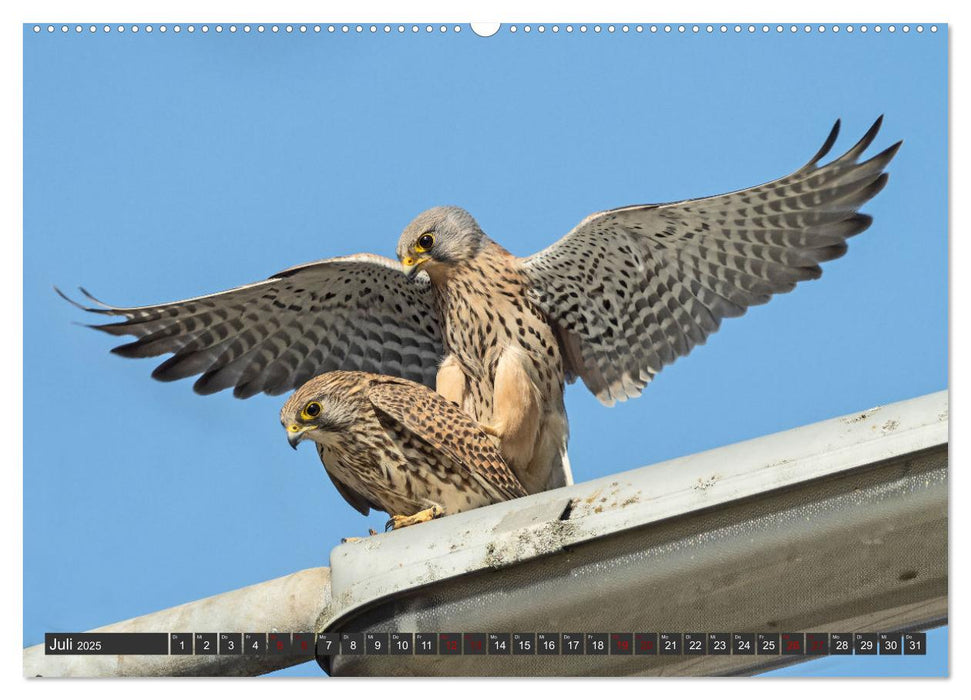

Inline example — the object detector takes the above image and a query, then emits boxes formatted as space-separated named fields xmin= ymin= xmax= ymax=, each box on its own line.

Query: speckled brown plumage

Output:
xmin=417 ymin=238 xmax=571 ymax=494
xmin=63 ymin=118 xmax=899 ymax=498
xmin=280 ymin=371 xmax=526 ymax=524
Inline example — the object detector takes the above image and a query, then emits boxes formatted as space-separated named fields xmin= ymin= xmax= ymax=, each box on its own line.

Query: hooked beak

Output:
xmin=286 ymin=424 xmax=313 ymax=450
xmin=401 ymin=255 xmax=430 ymax=280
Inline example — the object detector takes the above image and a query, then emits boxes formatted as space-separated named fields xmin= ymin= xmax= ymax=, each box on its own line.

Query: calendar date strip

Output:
xmin=44 ymin=631 xmax=927 ymax=656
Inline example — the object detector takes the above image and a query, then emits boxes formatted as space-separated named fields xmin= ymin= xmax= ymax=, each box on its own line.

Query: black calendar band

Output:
xmin=43 ymin=631 xmax=928 ymax=657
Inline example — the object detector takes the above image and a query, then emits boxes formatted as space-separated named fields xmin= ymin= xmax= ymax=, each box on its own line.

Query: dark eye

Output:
xmin=303 ymin=401 xmax=322 ymax=418
xmin=416 ymin=233 xmax=435 ymax=252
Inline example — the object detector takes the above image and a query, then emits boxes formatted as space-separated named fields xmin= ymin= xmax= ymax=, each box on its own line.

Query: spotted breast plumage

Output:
xmin=61 ymin=117 xmax=900 ymax=496
xmin=280 ymin=371 xmax=527 ymax=528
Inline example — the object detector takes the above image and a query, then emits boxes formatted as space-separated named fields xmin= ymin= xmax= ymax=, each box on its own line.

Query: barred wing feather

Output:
xmin=523 ymin=118 xmax=901 ymax=405
xmin=58 ymin=254 xmax=443 ymax=398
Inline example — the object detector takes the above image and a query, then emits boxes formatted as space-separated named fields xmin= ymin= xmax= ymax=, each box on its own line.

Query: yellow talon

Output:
xmin=478 ymin=422 xmax=501 ymax=438
xmin=385 ymin=504 xmax=445 ymax=531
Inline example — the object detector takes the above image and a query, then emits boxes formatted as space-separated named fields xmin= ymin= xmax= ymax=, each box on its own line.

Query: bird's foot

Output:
xmin=477 ymin=422 xmax=501 ymax=438
xmin=385 ymin=504 xmax=445 ymax=531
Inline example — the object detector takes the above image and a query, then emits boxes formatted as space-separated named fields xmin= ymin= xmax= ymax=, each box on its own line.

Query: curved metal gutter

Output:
xmin=24 ymin=568 xmax=330 ymax=677
xmin=23 ymin=391 xmax=947 ymax=677
xmin=322 ymin=391 xmax=947 ymax=676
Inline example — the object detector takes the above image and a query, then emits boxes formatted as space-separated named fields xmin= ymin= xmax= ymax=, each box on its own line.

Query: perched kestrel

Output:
xmin=61 ymin=118 xmax=899 ymax=495
xmin=281 ymin=371 xmax=527 ymax=528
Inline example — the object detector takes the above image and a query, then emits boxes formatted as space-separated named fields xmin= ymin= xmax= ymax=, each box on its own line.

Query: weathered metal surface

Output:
xmin=24 ymin=567 xmax=331 ymax=677
xmin=322 ymin=391 xmax=947 ymax=676
xmin=22 ymin=392 xmax=948 ymax=677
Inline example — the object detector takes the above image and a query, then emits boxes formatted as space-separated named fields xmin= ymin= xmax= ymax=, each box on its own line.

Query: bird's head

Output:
xmin=396 ymin=206 xmax=486 ymax=282
xmin=280 ymin=375 xmax=358 ymax=450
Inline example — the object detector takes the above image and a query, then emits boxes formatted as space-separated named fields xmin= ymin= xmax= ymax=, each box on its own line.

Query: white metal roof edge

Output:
xmin=322 ymin=390 xmax=948 ymax=630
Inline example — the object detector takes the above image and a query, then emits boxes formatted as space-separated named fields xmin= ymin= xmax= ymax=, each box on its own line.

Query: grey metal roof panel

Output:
xmin=323 ymin=391 xmax=947 ymax=628
xmin=320 ymin=391 xmax=947 ymax=676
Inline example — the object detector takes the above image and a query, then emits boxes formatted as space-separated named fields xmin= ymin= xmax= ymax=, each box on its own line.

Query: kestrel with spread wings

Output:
xmin=281 ymin=371 xmax=527 ymax=529
xmin=61 ymin=117 xmax=900 ymax=495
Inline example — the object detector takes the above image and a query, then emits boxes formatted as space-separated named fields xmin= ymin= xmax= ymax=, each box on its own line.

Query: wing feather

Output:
xmin=523 ymin=118 xmax=900 ymax=405
xmin=58 ymin=254 xmax=443 ymax=397
xmin=367 ymin=378 xmax=527 ymax=502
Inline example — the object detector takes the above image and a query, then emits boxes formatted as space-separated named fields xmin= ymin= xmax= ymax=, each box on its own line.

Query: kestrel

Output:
xmin=61 ymin=118 xmax=899 ymax=495
xmin=281 ymin=371 xmax=527 ymax=528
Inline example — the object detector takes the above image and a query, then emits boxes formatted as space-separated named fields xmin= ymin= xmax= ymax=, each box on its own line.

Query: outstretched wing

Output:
xmin=59 ymin=254 xmax=443 ymax=398
xmin=523 ymin=117 xmax=901 ymax=406
xmin=367 ymin=378 xmax=527 ymax=501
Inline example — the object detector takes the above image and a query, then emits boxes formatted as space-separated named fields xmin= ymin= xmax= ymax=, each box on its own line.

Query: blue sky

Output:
xmin=23 ymin=23 xmax=947 ymax=677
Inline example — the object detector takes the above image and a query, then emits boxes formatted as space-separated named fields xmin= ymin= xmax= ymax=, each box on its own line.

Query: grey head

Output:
xmin=396 ymin=206 xmax=487 ymax=280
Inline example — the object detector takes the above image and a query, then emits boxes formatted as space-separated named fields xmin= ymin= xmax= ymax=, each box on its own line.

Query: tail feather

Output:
xmin=547 ymin=444 xmax=574 ymax=490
